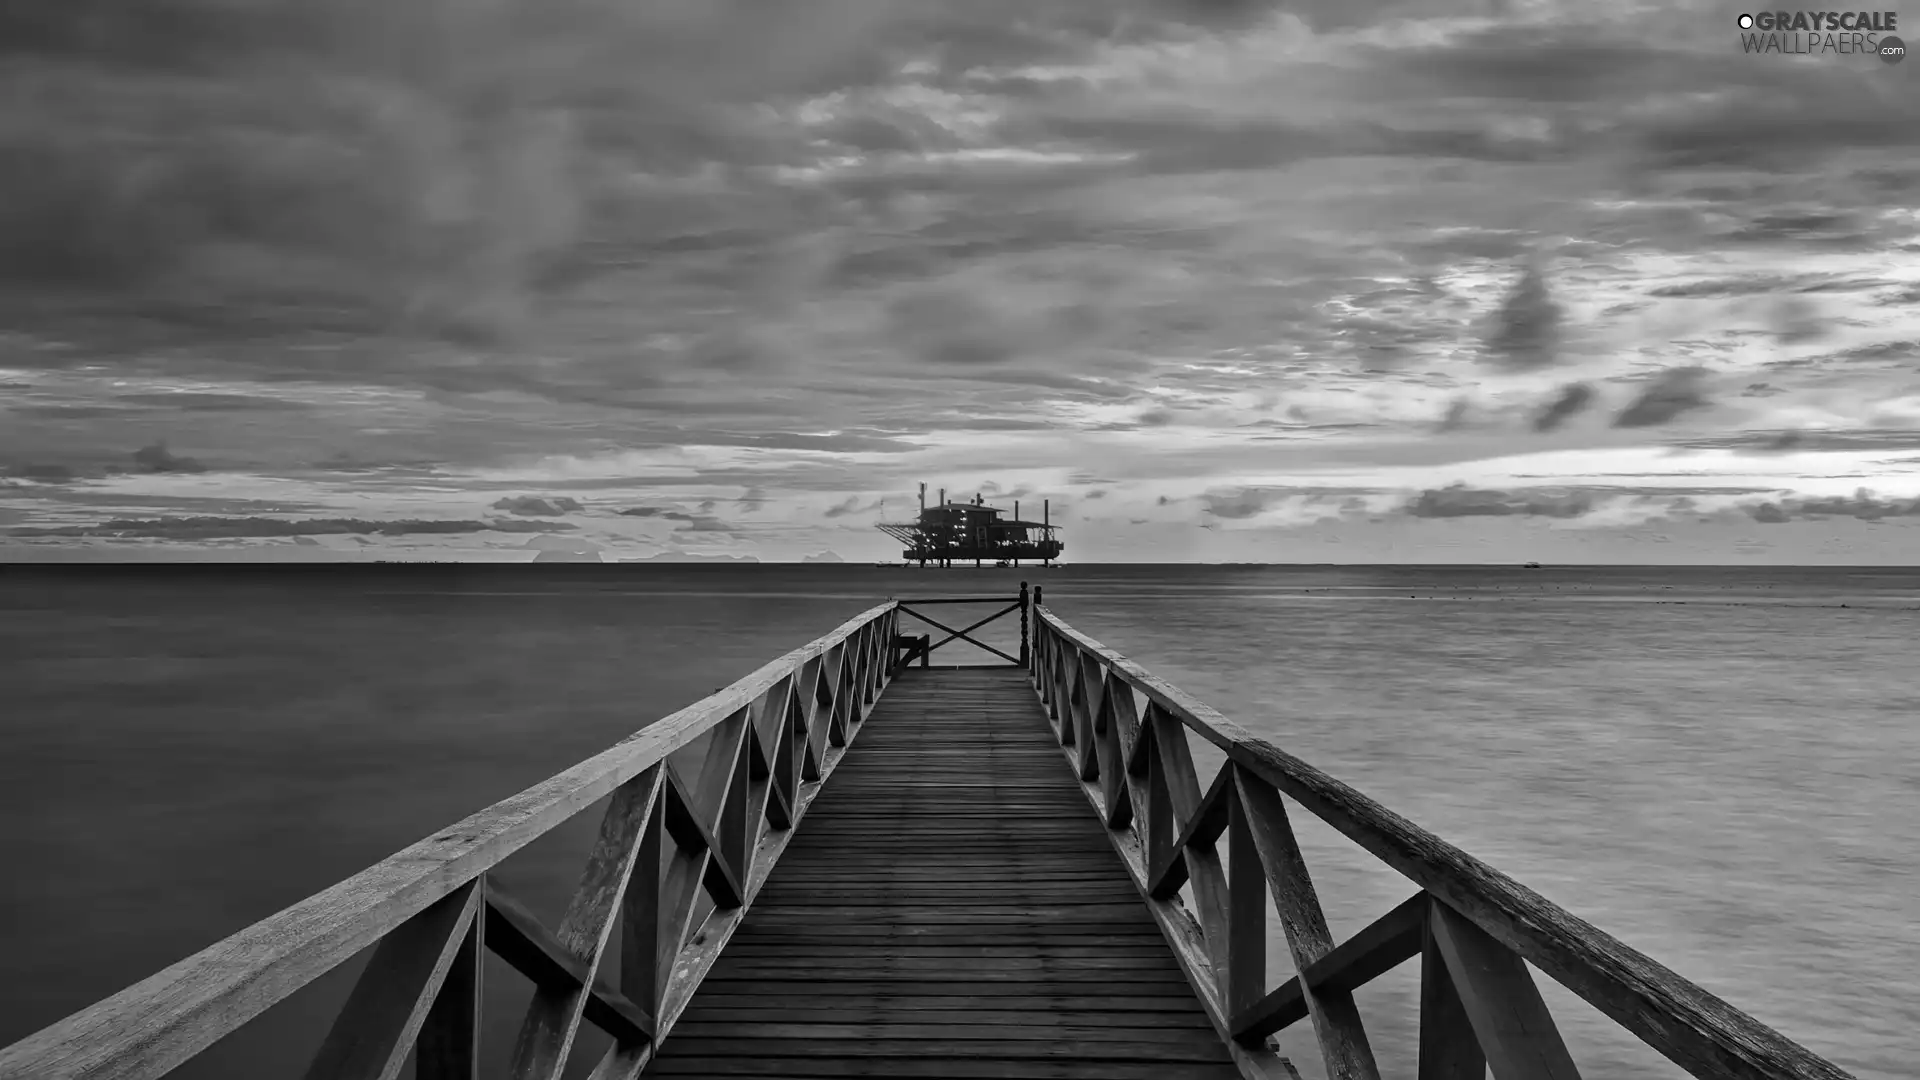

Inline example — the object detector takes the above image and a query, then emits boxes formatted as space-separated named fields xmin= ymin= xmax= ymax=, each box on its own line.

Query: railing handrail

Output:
xmin=0 ymin=600 xmax=900 ymax=1080
xmin=890 ymin=587 xmax=1032 ymax=668
xmin=1032 ymin=604 xmax=1854 ymax=1080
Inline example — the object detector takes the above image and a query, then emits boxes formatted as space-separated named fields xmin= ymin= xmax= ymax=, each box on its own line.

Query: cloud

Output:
xmin=711 ymin=432 xmax=920 ymax=453
xmin=4 ymin=463 xmax=77 ymax=482
xmin=113 ymin=391 xmax=311 ymax=412
xmin=1201 ymin=488 xmax=1283 ymax=520
xmin=1612 ymin=367 xmax=1711 ymax=429
xmin=491 ymin=495 xmax=585 ymax=516
xmin=1402 ymin=483 xmax=1593 ymax=519
xmin=1433 ymin=398 xmax=1474 ymax=433
xmin=1677 ymin=430 xmax=1920 ymax=454
xmin=1747 ymin=489 xmax=1920 ymax=523
xmin=1480 ymin=263 xmax=1562 ymax=371
xmin=524 ymin=534 xmax=604 ymax=562
xmin=1531 ymin=383 xmax=1594 ymax=433
xmin=617 ymin=504 xmax=735 ymax=531
xmin=823 ymin=495 xmax=886 ymax=519
xmin=884 ymin=286 xmax=1028 ymax=366
xmin=131 ymin=441 xmax=207 ymax=474
xmin=0 ymin=0 xmax=956 ymax=396
xmin=1648 ymin=276 xmax=1797 ymax=300
xmin=8 ymin=516 xmax=577 ymax=539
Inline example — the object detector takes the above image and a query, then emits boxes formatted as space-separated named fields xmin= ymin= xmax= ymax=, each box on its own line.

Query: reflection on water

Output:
xmin=2 ymin=565 xmax=1915 ymax=1079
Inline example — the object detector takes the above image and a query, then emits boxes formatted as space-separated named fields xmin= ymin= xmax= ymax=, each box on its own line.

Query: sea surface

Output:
xmin=2 ymin=564 xmax=1916 ymax=1079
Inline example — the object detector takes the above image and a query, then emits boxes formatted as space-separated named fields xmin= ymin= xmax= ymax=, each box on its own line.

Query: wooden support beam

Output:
xmin=1104 ymin=674 xmax=1142 ymax=831
xmin=482 ymin=885 xmax=654 ymax=1046
xmin=418 ymin=874 xmax=484 ymax=1080
xmin=509 ymin=767 xmax=661 ymax=1080
xmin=1428 ymin=901 xmax=1581 ymax=1080
xmin=823 ymin=644 xmax=851 ymax=747
xmin=1150 ymin=763 xmax=1234 ymax=900
xmin=1226 ymin=774 xmax=1267 ymax=1021
xmin=1232 ymin=892 xmax=1429 ymax=1042
xmin=622 ymin=800 xmax=707 ymax=1027
xmin=1419 ymin=914 xmax=1486 ymax=1080
xmin=1150 ymin=712 xmax=1233 ymax=980
xmin=791 ymin=677 xmax=822 ymax=784
xmin=1235 ymin=773 xmax=1382 ymax=1080
xmin=1074 ymin=653 xmax=1103 ymax=783
xmin=718 ymin=735 xmax=751 ymax=894
xmin=661 ymin=770 xmax=745 ymax=910
xmin=304 ymin=880 xmax=482 ymax=1080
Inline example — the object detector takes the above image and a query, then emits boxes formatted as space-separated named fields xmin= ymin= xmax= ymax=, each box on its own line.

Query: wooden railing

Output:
xmin=0 ymin=602 xmax=902 ymax=1080
xmin=1029 ymin=603 xmax=1857 ymax=1080
xmin=889 ymin=583 xmax=1032 ymax=668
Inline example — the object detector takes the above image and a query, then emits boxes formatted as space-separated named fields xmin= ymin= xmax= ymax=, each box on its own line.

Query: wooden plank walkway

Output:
xmin=645 ymin=666 xmax=1241 ymax=1079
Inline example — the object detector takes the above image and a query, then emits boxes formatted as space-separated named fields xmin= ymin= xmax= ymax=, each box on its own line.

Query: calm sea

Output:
xmin=2 ymin=564 xmax=1915 ymax=1079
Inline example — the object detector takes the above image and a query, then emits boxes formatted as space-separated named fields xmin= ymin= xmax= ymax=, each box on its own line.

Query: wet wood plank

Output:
xmin=645 ymin=667 xmax=1239 ymax=1079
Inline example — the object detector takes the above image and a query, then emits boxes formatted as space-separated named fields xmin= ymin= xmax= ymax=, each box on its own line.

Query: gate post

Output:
xmin=1019 ymin=581 xmax=1030 ymax=668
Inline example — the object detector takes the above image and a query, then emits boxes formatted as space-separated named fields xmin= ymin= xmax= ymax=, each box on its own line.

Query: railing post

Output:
xmin=1019 ymin=581 xmax=1030 ymax=668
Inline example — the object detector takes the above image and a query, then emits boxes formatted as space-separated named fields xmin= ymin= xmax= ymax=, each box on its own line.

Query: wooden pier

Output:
xmin=0 ymin=588 xmax=1860 ymax=1080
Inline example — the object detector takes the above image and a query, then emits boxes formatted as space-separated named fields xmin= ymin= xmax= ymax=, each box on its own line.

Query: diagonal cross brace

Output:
xmin=897 ymin=602 xmax=1022 ymax=665
xmin=483 ymin=884 xmax=655 ymax=1045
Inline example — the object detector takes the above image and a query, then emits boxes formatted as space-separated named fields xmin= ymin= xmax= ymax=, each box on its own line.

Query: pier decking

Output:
xmin=0 ymin=588 xmax=1861 ymax=1080
xmin=649 ymin=667 xmax=1238 ymax=1079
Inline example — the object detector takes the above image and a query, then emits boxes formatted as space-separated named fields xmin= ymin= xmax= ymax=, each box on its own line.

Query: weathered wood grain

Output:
xmin=1233 ymin=774 xmax=1382 ymax=1080
xmin=1151 ymin=708 xmax=1234 ymax=980
xmin=1428 ymin=901 xmax=1581 ymax=1080
xmin=1226 ymin=781 xmax=1268 ymax=1023
xmin=509 ymin=767 xmax=661 ymax=1080
xmin=1232 ymin=892 xmax=1428 ymax=1042
xmin=1418 ymin=918 xmax=1487 ymax=1080
xmin=303 ymin=880 xmax=481 ymax=1080
xmin=483 ymin=884 xmax=653 ymax=1046
xmin=1151 ymin=762 xmax=1233 ymax=900
xmin=417 ymin=876 xmax=484 ymax=1080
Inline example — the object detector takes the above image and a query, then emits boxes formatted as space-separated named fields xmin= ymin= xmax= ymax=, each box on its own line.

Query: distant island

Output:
xmin=801 ymin=550 xmax=846 ymax=564
xmin=622 ymin=551 xmax=761 ymax=564
xmin=532 ymin=549 xmax=603 ymax=563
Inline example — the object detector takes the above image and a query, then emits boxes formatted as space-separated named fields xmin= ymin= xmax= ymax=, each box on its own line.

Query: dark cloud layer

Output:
xmin=1746 ymin=490 xmax=1920 ymax=523
xmin=1481 ymin=264 xmax=1562 ymax=371
xmin=1202 ymin=489 xmax=1282 ymax=520
xmin=823 ymin=495 xmax=886 ymax=519
xmin=8 ymin=515 xmax=576 ymax=539
xmin=618 ymin=505 xmax=734 ymax=531
xmin=1678 ymin=430 xmax=1920 ymax=454
xmin=491 ymin=495 xmax=584 ymax=516
xmin=1404 ymin=483 xmax=1593 ymax=519
xmin=1612 ymin=367 xmax=1712 ymax=428
xmin=1532 ymin=383 xmax=1594 ymax=433
xmin=131 ymin=441 xmax=207 ymax=474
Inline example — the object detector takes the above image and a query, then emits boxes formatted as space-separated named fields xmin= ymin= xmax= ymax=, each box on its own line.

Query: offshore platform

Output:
xmin=876 ymin=484 xmax=1064 ymax=567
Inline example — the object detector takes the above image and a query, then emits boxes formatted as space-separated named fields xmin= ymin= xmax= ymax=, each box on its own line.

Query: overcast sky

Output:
xmin=1 ymin=0 xmax=1917 ymax=562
